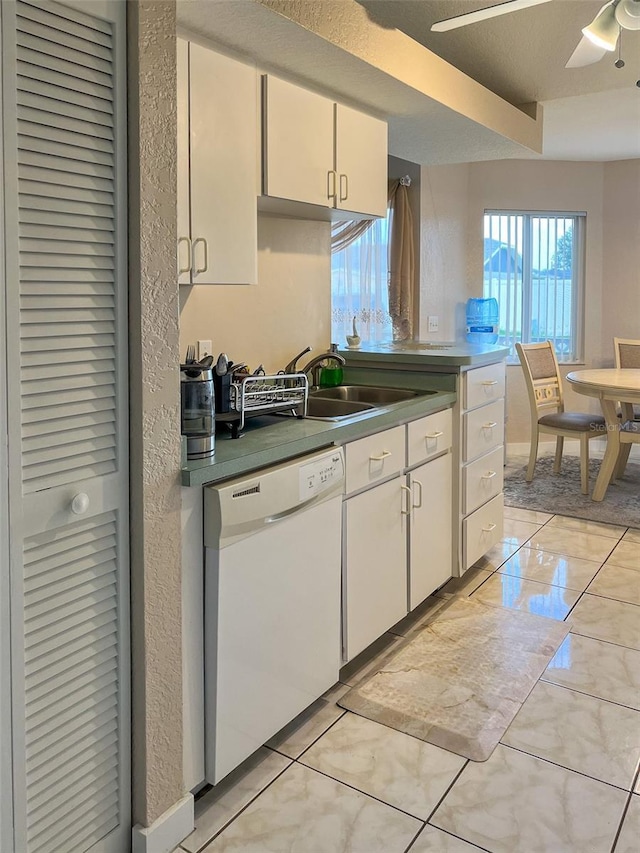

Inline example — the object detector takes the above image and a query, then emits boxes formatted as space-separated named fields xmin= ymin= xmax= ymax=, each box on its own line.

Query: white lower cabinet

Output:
xmin=408 ymin=453 xmax=453 ymax=609
xmin=343 ymin=475 xmax=407 ymax=662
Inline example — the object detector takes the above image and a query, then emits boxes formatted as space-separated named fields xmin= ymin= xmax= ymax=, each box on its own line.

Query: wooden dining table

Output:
xmin=566 ymin=369 xmax=640 ymax=501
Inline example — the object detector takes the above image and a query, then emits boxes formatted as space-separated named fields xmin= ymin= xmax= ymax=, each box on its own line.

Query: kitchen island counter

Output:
xmin=340 ymin=341 xmax=509 ymax=370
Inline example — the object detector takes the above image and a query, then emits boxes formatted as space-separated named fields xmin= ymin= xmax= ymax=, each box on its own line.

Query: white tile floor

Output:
xmin=180 ymin=509 xmax=640 ymax=853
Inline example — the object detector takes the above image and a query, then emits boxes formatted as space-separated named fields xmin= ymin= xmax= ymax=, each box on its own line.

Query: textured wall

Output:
xmin=128 ymin=0 xmax=184 ymax=827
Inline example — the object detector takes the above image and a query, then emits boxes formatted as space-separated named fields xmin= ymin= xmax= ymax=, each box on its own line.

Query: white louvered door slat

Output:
xmin=2 ymin=1 xmax=129 ymax=852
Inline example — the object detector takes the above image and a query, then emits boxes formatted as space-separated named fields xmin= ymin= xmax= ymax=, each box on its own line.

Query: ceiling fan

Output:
xmin=431 ymin=0 xmax=640 ymax=68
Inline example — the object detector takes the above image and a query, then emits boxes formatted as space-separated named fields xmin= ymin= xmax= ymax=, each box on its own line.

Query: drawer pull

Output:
xmin=481 ymin=379 xmax=498 ymax=386
xmin=411 ymin=478 xmax=423 ymax=509
xmin=425 ymin=430 xmax=444 ymax=440
xmin=482 ymin=523 xmax=497 ymax=533
xmin=481 ymin=470 xmax=497 ymax=480
xmin=370 ymin=450 xmax=392 ymax=462
xmin=401 ymin=484 xmax=412 ymax=516
xmin=482 ymin=421 xmax=498 ymax=430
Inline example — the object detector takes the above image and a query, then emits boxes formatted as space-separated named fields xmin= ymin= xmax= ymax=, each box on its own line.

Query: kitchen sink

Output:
xmin=304 ymin=397 xmax=374 ymax=420
xmin=310 ymin=385 xmax=423 ymax=405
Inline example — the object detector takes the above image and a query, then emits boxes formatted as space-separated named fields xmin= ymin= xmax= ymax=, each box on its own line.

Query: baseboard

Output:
xmin=132 ymin=794 xmax=194 ymax=853
xmin=507 ymin=440 xmax=640 ymax=462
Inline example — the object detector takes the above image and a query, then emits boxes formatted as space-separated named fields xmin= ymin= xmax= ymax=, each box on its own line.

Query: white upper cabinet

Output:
xmin=262 ymin=74 xmax=388 ymax=220
xmin=334 ymin=103 xmax=388 ymax=218
xmin=177 ymin=39 xmax=258 ymax=285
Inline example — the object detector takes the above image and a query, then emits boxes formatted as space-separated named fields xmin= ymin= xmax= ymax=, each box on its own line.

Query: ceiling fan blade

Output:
xmin=565 ymin=34 xmax=610 ymax=67
xmin=431 ymin=0 xmax=553 ymax=33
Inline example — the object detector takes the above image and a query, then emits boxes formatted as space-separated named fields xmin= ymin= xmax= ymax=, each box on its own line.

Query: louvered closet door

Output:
xmin=1 ymin=2 xmax=129 ymax=852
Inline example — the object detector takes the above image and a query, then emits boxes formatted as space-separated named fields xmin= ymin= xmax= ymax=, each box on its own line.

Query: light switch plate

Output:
xmin=428 ymin=316 xmax=439 ymax=333
xmin=197 ymin=339 xmax=212 ymax=360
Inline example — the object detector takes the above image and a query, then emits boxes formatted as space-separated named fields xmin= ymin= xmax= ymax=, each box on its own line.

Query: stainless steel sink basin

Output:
xmin=304 ymin=397 xmax=374 ymax=420
xmin=310 ymin=385 xmax=424 ymax=405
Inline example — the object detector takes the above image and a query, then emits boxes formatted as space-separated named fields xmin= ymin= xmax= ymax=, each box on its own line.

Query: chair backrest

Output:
xmin=516 ymin=341 xmax=564 ymax=419
xmin=614 ymin=337 xmax=640 ymax=369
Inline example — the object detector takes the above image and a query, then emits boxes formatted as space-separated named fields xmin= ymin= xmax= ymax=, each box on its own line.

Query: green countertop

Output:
xmin=182 ymin=387 xmax=456 ymax=487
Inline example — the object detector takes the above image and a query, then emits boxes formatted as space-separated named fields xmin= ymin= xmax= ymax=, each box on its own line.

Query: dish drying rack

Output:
xmin=218 ymin=373 xmax=308 ymax=436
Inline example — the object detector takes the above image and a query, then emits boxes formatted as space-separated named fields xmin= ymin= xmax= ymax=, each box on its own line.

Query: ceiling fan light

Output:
xmin=582 ymin=4 xmax=620 ymax=50
xmin=615 ymin=0 xmax=640 ymax=30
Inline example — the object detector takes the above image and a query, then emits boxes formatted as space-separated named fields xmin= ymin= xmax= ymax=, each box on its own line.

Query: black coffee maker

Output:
xmin=180 ymin=363 xmax=215 ymax=459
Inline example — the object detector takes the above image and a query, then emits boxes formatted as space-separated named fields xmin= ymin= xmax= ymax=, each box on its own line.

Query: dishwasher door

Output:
xmin=204 ymin=447 xmax=344 ymax=784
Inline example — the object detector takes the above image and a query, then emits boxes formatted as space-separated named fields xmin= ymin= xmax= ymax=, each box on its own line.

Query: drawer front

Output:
xmin=464 ymin=362 xmax=505 ymax=411
xmin=463 ymin=493 xmax=504 ymax=571
xmin=464 ymin=399 xmax=505 ymax=463
xmin=463 ymin=445 xmax=504 ymax=515
xmin=345 ymin=425 xmax=405 ymax=495
xmin=407 ymin=408 xmax=453 ymax=468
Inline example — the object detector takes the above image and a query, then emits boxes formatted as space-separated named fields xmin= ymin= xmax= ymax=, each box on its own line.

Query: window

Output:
xmin=483 ymin=211 xmax=585 ymax=362
xmin=331 ymin=213 xmax=392 ymax=344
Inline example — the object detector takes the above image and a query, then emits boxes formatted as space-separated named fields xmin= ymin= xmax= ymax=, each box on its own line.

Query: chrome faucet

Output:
xmin=283 ymin=346 xmax=312 ymax=375
xmin=300 ymin=350 xmax=346 ymax=389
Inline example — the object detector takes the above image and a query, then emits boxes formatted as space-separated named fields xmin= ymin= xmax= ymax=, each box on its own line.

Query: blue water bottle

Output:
xmin=466 ymin=298 xmax=499 ymax=344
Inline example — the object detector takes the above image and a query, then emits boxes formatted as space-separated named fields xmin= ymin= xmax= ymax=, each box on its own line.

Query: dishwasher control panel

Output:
xmin=299 ymin=450 xmax=344 ymax=500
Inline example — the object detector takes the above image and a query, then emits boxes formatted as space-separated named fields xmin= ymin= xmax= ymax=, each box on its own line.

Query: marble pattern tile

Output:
xmin=605 ymin=539 xmax=640 ymax=571
xmin=472 ymin=540 xmax=521 ymax=571
xmin=542 ymin=633 xmax=640 ymax=710
xmin=300 ymin=713 xmax=466 ymax=820
xmin=546 ymin=515 xmax=626 ymax=540
xmin=501 ymin=518 xmax=541 ymax=546
xmin=339 ymin=632 xmax=404 ymax=687
xmin=182 ymin=748 xmax=291 ymax=853
xmin=389 ymin=596 xmax=451 ymax=638
xmin=471 ymin=574 xmax=580 ymax=620
xmin=435 ymin=567 xmax=492 ymax=599
xmin=498 ymin=546 xmax=601 ymax=592
xmin=431 ymin=744 xmax=627 ymax=853
xmin=623 ymin=529 xmax=640 ymax=544
xmin=266 ymin=684 xmax=350 ymax=759
xmin=569 ymin=594 xmax=640 ymax=650
xmin=501 ymin=681 xmax=640 ymax=789
xmin=338 ymin=597 xmax=569 ymax=761
xmin=410 ymin=825 xmax=484 ymax=852
xmin=202 ymin=762 xmax=421 ymax=853
xmin=503 ymin=506 xmax=553 ymax=525
xmin=587 ymin=564 xmax=640 ymax=606
xmin=524 ymin=528 xmax=616 ymax=563
xmin=615 ymin=795 xmax=640 ymax=853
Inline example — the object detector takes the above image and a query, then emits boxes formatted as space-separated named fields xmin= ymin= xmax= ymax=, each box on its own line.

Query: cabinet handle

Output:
xmin=482 ymin=523 xmax=497 ymax=533
xmin=193 ymin=237 xmax=208 ymax=275
xmin=411 ymin=478 xmax=423 ymax=509
xmin=425 ymin=430 xmax=443 ymax=440
xmin=327 ymin=170 xmax=337 ymax=200
xmin=369 ymin=450 xmax=392 ymax=462
xmin=482 ymin=421 xmax=498 ymax=430
xmin=401 ymin=484 xmax=412 ymax=516
xmin=177 ymin=236 xmax=192 ymax=274
xmin=339 ymin=173 xmax=349 ymax=202
xmin=481 ymin=380 xmax=498 ymax=387
xmin=481 ymin=470 xmax=497 ymax=480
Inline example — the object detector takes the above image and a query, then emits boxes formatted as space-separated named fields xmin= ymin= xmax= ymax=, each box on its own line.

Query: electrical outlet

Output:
xmin=197 ymin=339 xmax=212 ymax=360
xmin=428 ymin=315 xmax=439 ymax=333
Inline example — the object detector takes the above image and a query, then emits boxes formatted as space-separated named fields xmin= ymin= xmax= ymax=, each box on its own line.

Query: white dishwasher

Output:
xmin=203 ymin=447 xmax=344 ymax=784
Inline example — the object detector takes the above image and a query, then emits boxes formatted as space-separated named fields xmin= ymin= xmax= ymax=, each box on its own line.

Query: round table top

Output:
xmin=567 ymin=369 xmax=640 ymax=396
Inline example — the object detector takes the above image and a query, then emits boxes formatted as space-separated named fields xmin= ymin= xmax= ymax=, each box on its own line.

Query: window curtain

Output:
xmin=330 ymin=178 xmax=414 ymax=343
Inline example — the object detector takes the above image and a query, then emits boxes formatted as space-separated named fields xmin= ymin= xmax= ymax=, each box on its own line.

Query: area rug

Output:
xmin=338 ymin=596 xmax=570 ymax=762
xmin=504 ymin=454 xmax=640 ymax=529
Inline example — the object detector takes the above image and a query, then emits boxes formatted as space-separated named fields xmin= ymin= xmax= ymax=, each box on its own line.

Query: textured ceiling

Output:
xmin=358 ymin=0 xmax=640 ymax=105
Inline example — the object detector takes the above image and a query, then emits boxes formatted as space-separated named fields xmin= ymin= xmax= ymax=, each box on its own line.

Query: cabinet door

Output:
xmin=344 ymin=477 xmax=407 ymax=661
xmin=189 ymin=44 xmax=258 ymax=285
xmin=409 ymin=454 xmax=452 ymax=609
xmin=177 ymin=38 xmax=192 ymax=285
xmin=263 ymin=75 xmax=334 ymax=207
xmin=335 ymin=103 xmax=387 ymax=217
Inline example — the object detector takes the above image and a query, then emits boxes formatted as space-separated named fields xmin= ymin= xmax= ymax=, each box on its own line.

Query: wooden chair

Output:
xmin=613 ymin=337 xmax=640 ymax=477
xmin=516 ymin=341 xmax=606 ymax=495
